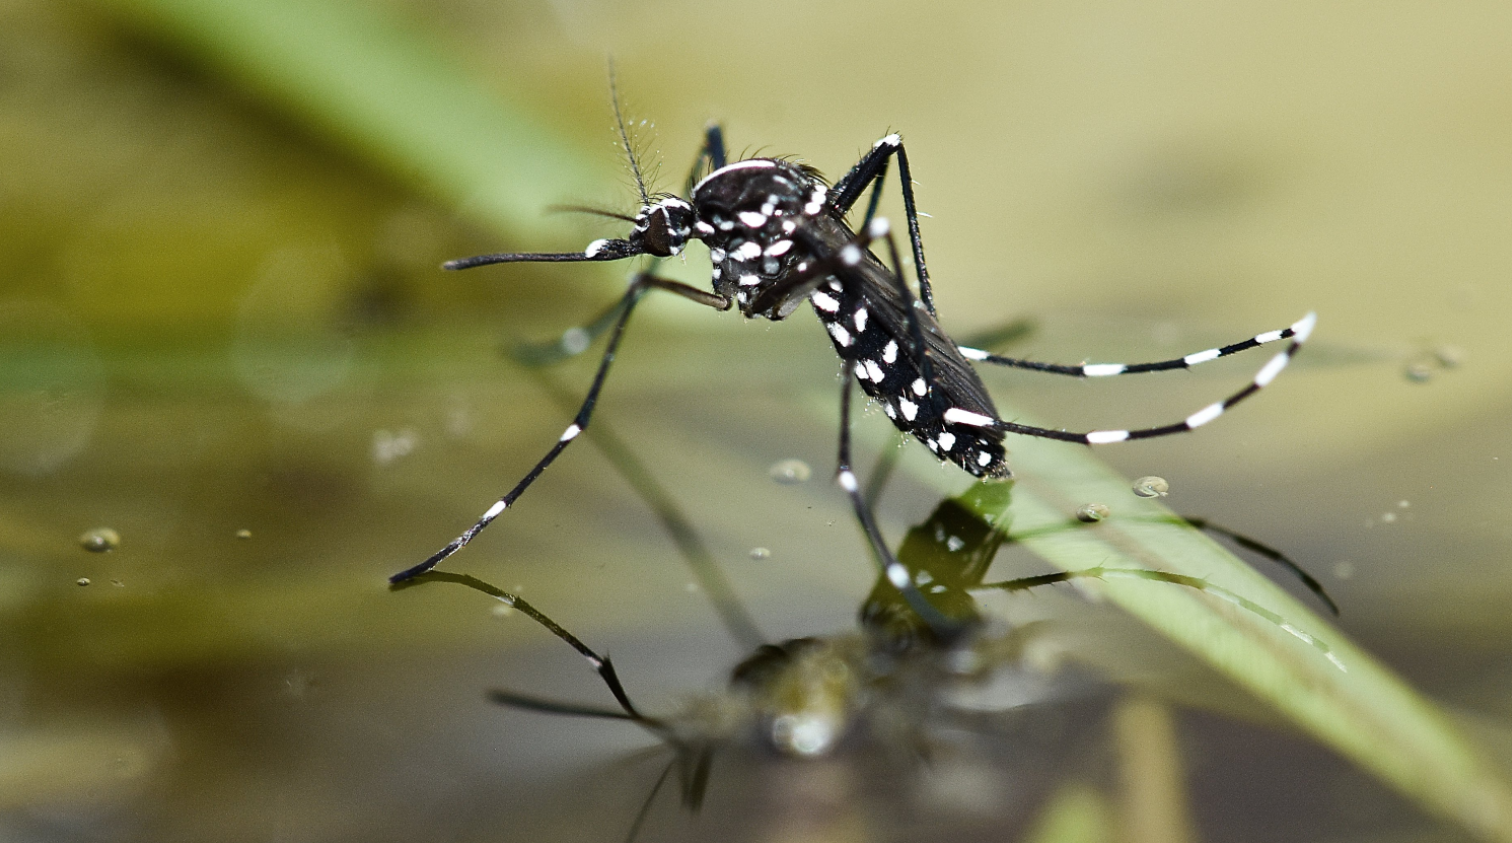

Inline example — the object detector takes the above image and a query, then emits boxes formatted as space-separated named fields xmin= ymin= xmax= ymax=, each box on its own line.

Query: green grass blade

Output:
xmin=945 ymin=428 xmax=1512 ymax=841
xmin=81 ymin=0 xmax=1512 ymax=837
xmin=91 ymin=0 xmax=612 ymax=243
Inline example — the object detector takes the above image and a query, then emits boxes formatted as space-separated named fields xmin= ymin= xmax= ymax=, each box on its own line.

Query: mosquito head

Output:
xmin=631 ymin=194 xmax=695 ymax=257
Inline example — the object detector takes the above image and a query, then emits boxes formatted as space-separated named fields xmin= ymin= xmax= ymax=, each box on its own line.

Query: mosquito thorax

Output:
xmin=633 ymin=194 xmax=695 ymax=257
xmin=689 ymin=159 xmax=829 ymax=318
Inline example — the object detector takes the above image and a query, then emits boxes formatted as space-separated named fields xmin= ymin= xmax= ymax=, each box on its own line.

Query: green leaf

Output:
xmin=90 ymin=0 xmax=612 ymax=243
xmin=935 ymin=425 xmax=1512 ymax=841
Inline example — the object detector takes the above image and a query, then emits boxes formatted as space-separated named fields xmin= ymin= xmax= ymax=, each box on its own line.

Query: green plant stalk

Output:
xmin=952 ymin=427 xmax=1512 ymax=841
xmin=85 ymin=0 xmax=1512 ymax=837
xmin=91 ymin=0 xmax=614 ymax=244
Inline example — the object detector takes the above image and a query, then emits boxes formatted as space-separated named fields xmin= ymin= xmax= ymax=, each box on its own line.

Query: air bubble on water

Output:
xmin=76 ymin=577 xmax=90 ymax=587
xmin=749 ymin=547 xmax=771 ymax=560
xmin=1076 ymin=503 xmax=1110 ymax=523
xmin=235 ymin=529 xmax=253 ymax=540
xmin=685 ymin=582 xmax=699 ymax=593
xmin=769 ymin=458 xmax=812 ymax=484
xmin=373 ymin=428 xmax=419 ymax=465
xmin=560 ymin=327 xmax=591 ymax=356
xmin=1381 ymin=512 xmax=1397 ymax=524
xmin=1333 ymin=561 xmax=1354 ymax=580
xmin=79 ymin=527 xmax=120 ymax=553
xmin=1132 ymin=476 xmax=1169 ymax=498
xmin=490 ymin=604 xmax=515 ymax=618
xmin=1404 ymin=363 xmax=1433 ymax=383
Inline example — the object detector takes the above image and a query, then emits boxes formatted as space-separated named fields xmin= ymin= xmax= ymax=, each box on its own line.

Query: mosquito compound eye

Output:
xmin=640 ymin=204 xmax=693 ymax=257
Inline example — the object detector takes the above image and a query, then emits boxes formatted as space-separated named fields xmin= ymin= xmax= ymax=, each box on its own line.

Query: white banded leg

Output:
xmin=835 ymin=361 xmax=967 ymax=641
xmin=389 ymin=275 xmax=729 ymax=583
xmin=829 ymin=133 xmax=936 ymax=314
xmin=958 ymin=314 xmax=1312 ymax=377
xmin=941 ymin=313 xmax=1315 ymax=445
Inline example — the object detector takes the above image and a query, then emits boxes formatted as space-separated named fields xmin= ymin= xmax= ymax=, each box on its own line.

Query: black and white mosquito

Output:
xmin=388 ymin=90 xmax=1316 ymax=615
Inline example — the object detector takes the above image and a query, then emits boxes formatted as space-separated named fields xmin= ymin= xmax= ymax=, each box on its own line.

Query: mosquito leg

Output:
xmin=958 ymin=315 xmax=1312 ymax=377
xmin=1179 ymin=516 xmax=1338 ymax=615
xmin=830 ymin=134 xmax=935 ymax=314
xmin=977 ymin=567 xmax=1339 ymax=668
xmin=835 ymin=362 xmax=966 ymax=640
xmin=936 ymin=313 xmax=1316 ymax=444
xmin=684 ymin=123 xmax=729 ymax=195
xmin=391 ymin=570 xmax=657 ymax=722
xmin=388 ymin=275 xmax=729 ymax=583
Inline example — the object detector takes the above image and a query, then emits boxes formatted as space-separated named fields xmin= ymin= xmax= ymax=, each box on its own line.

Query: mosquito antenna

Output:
xmin=547 ymin=204 xmax=638 ymax=223
xmin=608 ymin=59 xmax=651 ymax=206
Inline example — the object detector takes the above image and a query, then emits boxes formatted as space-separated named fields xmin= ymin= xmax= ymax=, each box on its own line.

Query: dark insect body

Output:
xmin=389 ymin=96 xmax=1316 ymax=621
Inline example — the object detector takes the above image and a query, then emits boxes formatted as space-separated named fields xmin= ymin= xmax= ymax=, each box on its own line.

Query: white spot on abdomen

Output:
xmin=943 ymin=408 xmax=994 ymax=428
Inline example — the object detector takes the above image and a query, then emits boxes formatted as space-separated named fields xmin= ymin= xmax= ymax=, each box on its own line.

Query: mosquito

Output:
xmin=389 ymin=84 xmax=1316 ymax=625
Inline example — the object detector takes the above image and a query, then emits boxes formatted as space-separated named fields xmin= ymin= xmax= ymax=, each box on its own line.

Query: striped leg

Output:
xmin=835 ymin=361 xmax=967 ymax=641
xmin=829 ymin=134 xmax=936 ymax=314
xmin=941 ymin=313 xmax=1316 ymax=445
xmin=683 ymin=123 xmax=728 ymax=196
xmin=388 ymin=275 xmax=730 ymax=583
xmin=957 ymin=314 xmax=1311 ymax=378
xmin=977 ymin=567 xmax=1339 ymax=669
xmin=393 ymin=570 xmax=660 ymax=724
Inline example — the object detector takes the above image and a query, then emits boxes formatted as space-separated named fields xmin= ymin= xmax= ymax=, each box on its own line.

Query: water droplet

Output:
xmin=1433 ymin=345 xmax=1464 ymax=368
xmin=76 ymin=577 xmax=91 ymax=587
xmin=78 ymin=527 xmax=120 ymax=553
xmin=560 ymin=327 xmax=591 ymax=356
xmin=1131 ymin=476 xmax=1169 ymax=498
xmin=235 ymin=529 xmax=253 ymax=540
xmin=749 ymin=547 xmax=771 ymax=560
xmin=1076 ymin=503 xmax=1110 ymax=522
xmin=372 ymin=428 xmax=419 ymax=465
xmin=768 ymin=458 xmax=812 ymax=484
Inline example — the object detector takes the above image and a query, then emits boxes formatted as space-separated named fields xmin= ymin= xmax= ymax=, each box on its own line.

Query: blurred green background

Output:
xmin=4 ymin=0 xmax=1512 ymax=840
